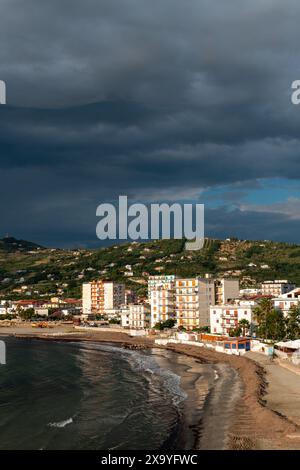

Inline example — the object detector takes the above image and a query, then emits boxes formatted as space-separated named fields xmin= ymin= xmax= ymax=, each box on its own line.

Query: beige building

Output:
xmin=175 ymin=276 xmax=215 ymax=329
xmin=261 ymin=280 xmax=295 ymax=297
xmin=82 ymin=280 xmax=125 ymax=315
xmin=214 ymin=278 xmax=239 ymax=304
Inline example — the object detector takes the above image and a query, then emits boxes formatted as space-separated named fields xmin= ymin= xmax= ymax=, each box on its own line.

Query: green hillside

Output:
xmin=0 ymin=236 xmax=300 ymax=299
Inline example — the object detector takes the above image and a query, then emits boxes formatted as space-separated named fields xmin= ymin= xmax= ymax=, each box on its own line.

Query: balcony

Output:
xmin=221 ymin=313 xmax=238 ymax=319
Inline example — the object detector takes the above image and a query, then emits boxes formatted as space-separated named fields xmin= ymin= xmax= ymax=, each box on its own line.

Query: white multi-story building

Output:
xmin=129 ymin=303 xmax=150 ymax=329
xmin=82 ymin=283 xmax=92 ymax=314
xmin=273 ymin=287 xmax=300 ymax=316
xmin=121 ymin=304 xmax=150 ymax=329
xmin=150 ymin=286 xmax=176 ymax=327
xmin=149 ymin=275 xmax=176 ymax=327
xmin=175 ymin=276 xmax=215 ymax=329
xmin=148 ymin=275 xmax=176 ymax=299
xmin=210 ymin=300 xmax=256 ymax=336
xmin=261 ymin=280 xmax=295 ymax=297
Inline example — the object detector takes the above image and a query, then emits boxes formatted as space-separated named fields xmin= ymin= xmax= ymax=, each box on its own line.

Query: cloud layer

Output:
xmin=1 ymin=0 xmax=300 ymax=246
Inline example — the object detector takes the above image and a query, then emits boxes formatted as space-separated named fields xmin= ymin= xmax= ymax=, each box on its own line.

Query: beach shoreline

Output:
xmin=1 ymin=325 xmax=300 ymax=450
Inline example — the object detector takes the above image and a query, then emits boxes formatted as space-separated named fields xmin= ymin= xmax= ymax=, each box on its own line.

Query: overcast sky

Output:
xmin=1 ymin=0 xmax=300 ymax=247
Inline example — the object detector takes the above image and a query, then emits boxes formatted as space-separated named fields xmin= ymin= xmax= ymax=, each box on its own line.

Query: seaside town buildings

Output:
xmin=2 ymin=268 xmax=300 ymax=345
xmin=0 ymin=298 xmax=82 ymax=318
xmin=148 ymin=275 xmax=239 ymax=329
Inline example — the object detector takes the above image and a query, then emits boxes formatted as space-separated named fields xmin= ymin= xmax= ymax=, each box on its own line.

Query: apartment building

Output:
xmin=214 ymin=278 xmax=239 ymax=304
xmin=103 ymin=282 xmax=125 ymax=310
xmin=148 ymin=275 xmax=176 ymax=327
xmin=82 ymin=280 xmax=125 ymax=315
xmin=150 ymin=285 xmax=176 ymax=327
xmin=148 ymin=275 xmax=176 ymax=299
xmin=261 ymin=280 xmax=295 ymax=297
xmin=121 ymin=303 xmax=151 ymax=329
xmin=175 ymin=276 xmax=215 ymax=329
xmin=273 ymin=287 xmax=300 ymax=316
xmin=210 ymin=300 xmax=255 ymax=335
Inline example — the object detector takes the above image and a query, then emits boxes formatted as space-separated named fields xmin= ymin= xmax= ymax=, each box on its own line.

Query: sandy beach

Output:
xmin=1 ymin=323 xmax=300 ymax=450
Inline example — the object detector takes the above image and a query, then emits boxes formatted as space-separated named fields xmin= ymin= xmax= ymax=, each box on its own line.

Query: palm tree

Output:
xmin=239 ymin=319 xmax=250 ymax=337
xmin=253 ymin=298 xmax=273 ymax=325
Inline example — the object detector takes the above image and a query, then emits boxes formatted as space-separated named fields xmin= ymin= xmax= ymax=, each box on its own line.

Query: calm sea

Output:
xmin=0 ymin=337 xmax=194 ymax=450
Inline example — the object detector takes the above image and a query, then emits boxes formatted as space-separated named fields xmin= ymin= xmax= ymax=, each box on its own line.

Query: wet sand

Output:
xmin=1 ymin=324 xmax=300 ymax=449
xmin=149 ymin=349 xmax=243 ymax=450
xmin=165 ymin=343 xmax=300 ymax=449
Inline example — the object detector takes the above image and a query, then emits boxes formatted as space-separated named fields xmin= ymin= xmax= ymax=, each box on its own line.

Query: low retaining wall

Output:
xmin=155 ymin=338 xmax=248 ymax=355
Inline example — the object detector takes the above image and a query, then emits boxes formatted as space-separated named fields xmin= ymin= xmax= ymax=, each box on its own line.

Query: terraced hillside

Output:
xmin=1 ymin=236 xmax=300 ymax=299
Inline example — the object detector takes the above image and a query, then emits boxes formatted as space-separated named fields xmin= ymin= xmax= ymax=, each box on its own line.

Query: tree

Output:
xmin=153 ymin=318 xmax=176 ymax=330
xmin=263 ymin=309 xmax=285 ymax=341
xmin=49 ymin=310 xmax=63 ymax=320
xmin=18 ymin=308 xmax=35 ymax=321
xmin=163 ymin=318 xmax=176 ymax=329
xmin=253 ymin=298 xmax=286 ymax=341
xmin=228 ymin=326 xmax=242 ymax=337
xmin=239 ymin=319 xmax=250 ymax=336
xmin=192 ymin=326 xmax=210 ymax=333
xmin=285 ymin=305 xmax=300 ymax=340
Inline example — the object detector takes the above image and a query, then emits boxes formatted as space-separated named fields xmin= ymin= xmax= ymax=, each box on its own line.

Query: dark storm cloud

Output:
xmin=206 ymin=206 xmax=300 ymax=244
xmin=1 ymin=0 xmax=300 ymax=110
xmin=1 ymin=0 xmax=300 ymax=245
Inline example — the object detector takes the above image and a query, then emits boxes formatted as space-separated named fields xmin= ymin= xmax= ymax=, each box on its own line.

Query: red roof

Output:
xmin=17 ymin=300 xmax=43 ymax=305
xmin=63 ymin=298 xmax=81 ymax=304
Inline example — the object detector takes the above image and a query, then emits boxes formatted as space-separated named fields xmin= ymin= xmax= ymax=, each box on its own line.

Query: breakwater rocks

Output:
xmin=121 ymin=342 xmax=146 ymax=350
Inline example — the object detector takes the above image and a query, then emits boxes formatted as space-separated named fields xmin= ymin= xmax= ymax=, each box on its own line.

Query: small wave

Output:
xmin=78 ymin=342 xmax=187 ymax=405
xmin=214 ymin=370 xmax=219 ymax=381
xmin=126 ymin=351 xmax=187 ymax=405
xmin=48 ymin=417 xmax=73 ymax=428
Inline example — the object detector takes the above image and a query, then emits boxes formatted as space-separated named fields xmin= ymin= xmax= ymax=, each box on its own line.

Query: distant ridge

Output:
xmin=0 ymin=236 xmax=44 ymax=252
